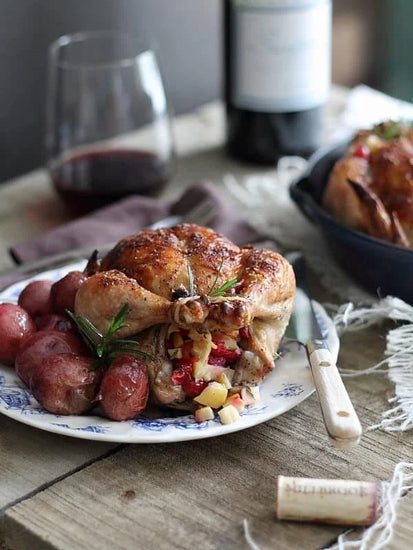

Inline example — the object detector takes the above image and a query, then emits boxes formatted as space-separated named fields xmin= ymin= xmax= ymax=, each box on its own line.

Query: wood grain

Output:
xmin=3 ymin=326 xmax=412 ymax=550
xmin=0 ymin=414 xmax=117 ymax=537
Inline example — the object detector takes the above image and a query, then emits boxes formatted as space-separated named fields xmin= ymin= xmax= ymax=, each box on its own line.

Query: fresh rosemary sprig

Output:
xmin=373 ymin=120 xmax=403 ymax=141
xmin=67 ymin=303 xmax=150 ymax=367
xmin=208 ymin=257 xmax=224 ymax=296
xmin=208 ymin=256 xmax=239 ymax=297
xmin=209 ymin=278 xmax=239 ymax=297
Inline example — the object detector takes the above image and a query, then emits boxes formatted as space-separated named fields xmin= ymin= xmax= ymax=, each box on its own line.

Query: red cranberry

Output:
xmin=239 ymin=326 xmax=250 ymax=340
xmin=354 ymin=144 xmax=370 ymax=160
xmin=171 ymin=365 xmax=192 ymax=386
xmin=182 ymin=379 xmax=208 ymax=397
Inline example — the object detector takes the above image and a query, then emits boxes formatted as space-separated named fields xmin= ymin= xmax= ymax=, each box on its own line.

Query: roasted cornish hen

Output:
xmin=323 ymin=121 xmax=413 ymax=248
xmin=75 ymin=224 xmax=295 ymax=409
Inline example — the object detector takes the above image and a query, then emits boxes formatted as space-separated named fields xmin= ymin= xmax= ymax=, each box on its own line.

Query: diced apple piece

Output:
xmin=366 ymin=134 xmax=382 ymax=152
xmin=194 ymin=363 xmax=222 ymax=381
xmin=192 ymin=361 xmax=205 ymax=380
xmin=224 ymin=393 xmax=245 ymax=412
xmin=191 ymin=332 xmax=213 ymax=378
xmin=207 ymin=365 xmax=234 ymax=383
xmin=218 ymin=404 xmax=240 ymax=424
xmin=216 ymin=372 xmax=232 ymax=389
xmin=241 ymin=386 xmax=260 ymax=406
xmin=194 ymin=364 xmax=234 ymax=383
xmin=194 ymin=382 xmax=228 ymax=409
xmin=241 ymin=389 xmax=254 ymax=406
xmin=194 ymin=406 xmax=215 ymax=423
xmin=222 ymin=337 xmax=238 ymax=350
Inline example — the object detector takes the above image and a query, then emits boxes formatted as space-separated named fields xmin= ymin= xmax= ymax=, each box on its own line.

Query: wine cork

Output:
xmin=276 ymin=476 xmax=379 ymax=526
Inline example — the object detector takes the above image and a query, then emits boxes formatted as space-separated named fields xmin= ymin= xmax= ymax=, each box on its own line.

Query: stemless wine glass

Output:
xmin=45 ymin=31 xmax=175 ymax=213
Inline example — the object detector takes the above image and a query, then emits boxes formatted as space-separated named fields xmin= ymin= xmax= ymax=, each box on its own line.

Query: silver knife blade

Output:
xmin=286 ymin=252 xmax=325 ymax=345
xmin=286 ymin=251 xmax=362 ymax=449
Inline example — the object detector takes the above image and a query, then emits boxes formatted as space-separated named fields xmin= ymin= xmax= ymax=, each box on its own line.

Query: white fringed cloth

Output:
xmin=223 ymin=161 xmax=413 ymax=434
xmin=330 ymin=462 xmax=413 ymax=549
xmin=334 ymin=298 xmax=413 ymax=432
xmin=224 ymin=86 xmax=413 ymax=548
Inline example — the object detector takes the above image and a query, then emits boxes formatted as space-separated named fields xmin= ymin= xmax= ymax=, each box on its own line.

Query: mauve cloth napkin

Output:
xmin=10 ymin=182 xmax=261 ymax=264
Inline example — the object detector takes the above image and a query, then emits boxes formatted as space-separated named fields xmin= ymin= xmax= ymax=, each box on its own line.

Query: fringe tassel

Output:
xmin=329 ymin=462 xmax=413 ymax=550
xmin=332 ymin=297 xmax=413 ymax=432
xmin=243 ymin=519 xmax=262 ymax=550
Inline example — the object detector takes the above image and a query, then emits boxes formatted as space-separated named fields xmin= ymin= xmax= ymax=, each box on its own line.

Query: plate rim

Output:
xmin=0 ymin=262 xmax=339 ymax=444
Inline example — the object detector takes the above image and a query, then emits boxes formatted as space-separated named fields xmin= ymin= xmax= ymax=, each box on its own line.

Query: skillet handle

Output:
xmin=289 ymin=178 xmax=320 ymax=224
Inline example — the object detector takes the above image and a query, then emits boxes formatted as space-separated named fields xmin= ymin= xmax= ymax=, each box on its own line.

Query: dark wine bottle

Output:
xmin=224 ymin=0 xmax=332 ymax=164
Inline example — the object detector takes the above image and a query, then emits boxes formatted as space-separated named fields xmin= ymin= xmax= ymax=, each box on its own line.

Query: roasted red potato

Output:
xmin=0 ymin=303 xmax=37 ymax=366
xmin=31 ymin=353 xmax=101 ymax=415
xmin=98 ymin=354 xmax=149 ymax=421
xmin=15 ymin=330 xmax=88 ymax=386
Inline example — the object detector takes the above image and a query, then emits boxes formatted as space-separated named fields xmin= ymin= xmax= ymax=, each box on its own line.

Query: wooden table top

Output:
xmin=1 ymin=89 xmax=412 ymax=550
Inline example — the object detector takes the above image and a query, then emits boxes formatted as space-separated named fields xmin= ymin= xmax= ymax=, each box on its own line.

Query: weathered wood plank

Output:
xmin=4 ymin=357 xmax=412 ymax=550
xmin=0 ymin=414 xmax=118 ymax=533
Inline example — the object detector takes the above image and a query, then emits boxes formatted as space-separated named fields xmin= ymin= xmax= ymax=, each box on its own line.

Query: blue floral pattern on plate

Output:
xmin=0 ymin=261 xmax=339 ymax=443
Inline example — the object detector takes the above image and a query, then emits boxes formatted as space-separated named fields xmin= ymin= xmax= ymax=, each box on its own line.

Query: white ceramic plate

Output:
xmin=0 ymin=261 xmax=339 ymax=443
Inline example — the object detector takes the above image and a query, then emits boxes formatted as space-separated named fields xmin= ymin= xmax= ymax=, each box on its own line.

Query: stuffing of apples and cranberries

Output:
xmin=165 ymin=324 xmax=260 ymax=424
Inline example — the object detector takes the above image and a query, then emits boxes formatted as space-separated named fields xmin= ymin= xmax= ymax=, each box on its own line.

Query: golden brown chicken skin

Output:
xmin=75 ymin=224 xmax=295 ymax=408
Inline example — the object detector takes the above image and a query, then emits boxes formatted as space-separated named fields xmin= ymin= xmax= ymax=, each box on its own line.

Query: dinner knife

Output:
xmin=286 ymin=252 xmax=362 ymax=449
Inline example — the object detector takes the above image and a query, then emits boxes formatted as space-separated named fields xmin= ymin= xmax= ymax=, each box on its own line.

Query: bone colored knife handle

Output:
xmin=306 ymin=344 xmax=362 ymax=449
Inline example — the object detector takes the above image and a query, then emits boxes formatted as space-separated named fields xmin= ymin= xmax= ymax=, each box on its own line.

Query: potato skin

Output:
xmin=35 ymin=313 xmax=74 ymax=333
xmin=0 ymin=303 xmax=37 ymax=366
xmin=31 ymin=353 xmax=101 ymax=415
xmin=15 ymin=330 xmax=88 ymax=386
xmin=98 ymin=354 xmax=149 ymax=421
xmin=18 ymin=280 xmax=53 ymax=318
xmin=50 ymin=271 xmax=88 ymax=314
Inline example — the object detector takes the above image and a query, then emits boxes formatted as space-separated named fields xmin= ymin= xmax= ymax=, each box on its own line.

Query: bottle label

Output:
xmin=231 ymin=0 xmax=331 ymax=112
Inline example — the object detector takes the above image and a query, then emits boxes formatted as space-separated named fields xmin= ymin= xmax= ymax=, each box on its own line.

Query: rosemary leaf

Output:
xmin=373 ymin=120 xmax=402 ymax=141
xmin=96 ymin=343 xmax=105 ymax=358
xmin=66 ymin=311 xmax=101 ymax=351
xmin=208 ymin=255 xmax=241 ymax=297
xmin=209 ymin=278 xmax=239 ymax=297
xmin=107 ymin=303 xmax=130 ymax=337
xmin=66 ymin=303 xmax=149 ymax=367
xmin=208 ymin=256 xmax=224 ymax=296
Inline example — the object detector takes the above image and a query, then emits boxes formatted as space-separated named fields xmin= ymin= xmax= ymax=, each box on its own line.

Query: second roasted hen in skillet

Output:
xmin=323 ymin=120 xmax=413 ymax=247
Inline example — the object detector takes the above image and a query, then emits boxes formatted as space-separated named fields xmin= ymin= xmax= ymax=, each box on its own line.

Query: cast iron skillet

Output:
xmin=289 ymin=139 xmax=413 ymax=304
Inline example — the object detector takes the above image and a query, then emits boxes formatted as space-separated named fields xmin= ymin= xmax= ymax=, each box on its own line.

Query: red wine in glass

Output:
xmin=50 ymin=149 xmax=173 ymax=213
xmin=46 ymin=34 xmax=175 ymax=214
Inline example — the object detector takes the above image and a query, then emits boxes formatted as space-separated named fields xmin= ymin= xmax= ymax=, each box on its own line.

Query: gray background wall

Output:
xmin=1 ymin=1 xmax=412 ymax=183
xmin=0 ymin=0 xmax=221 ymax=183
